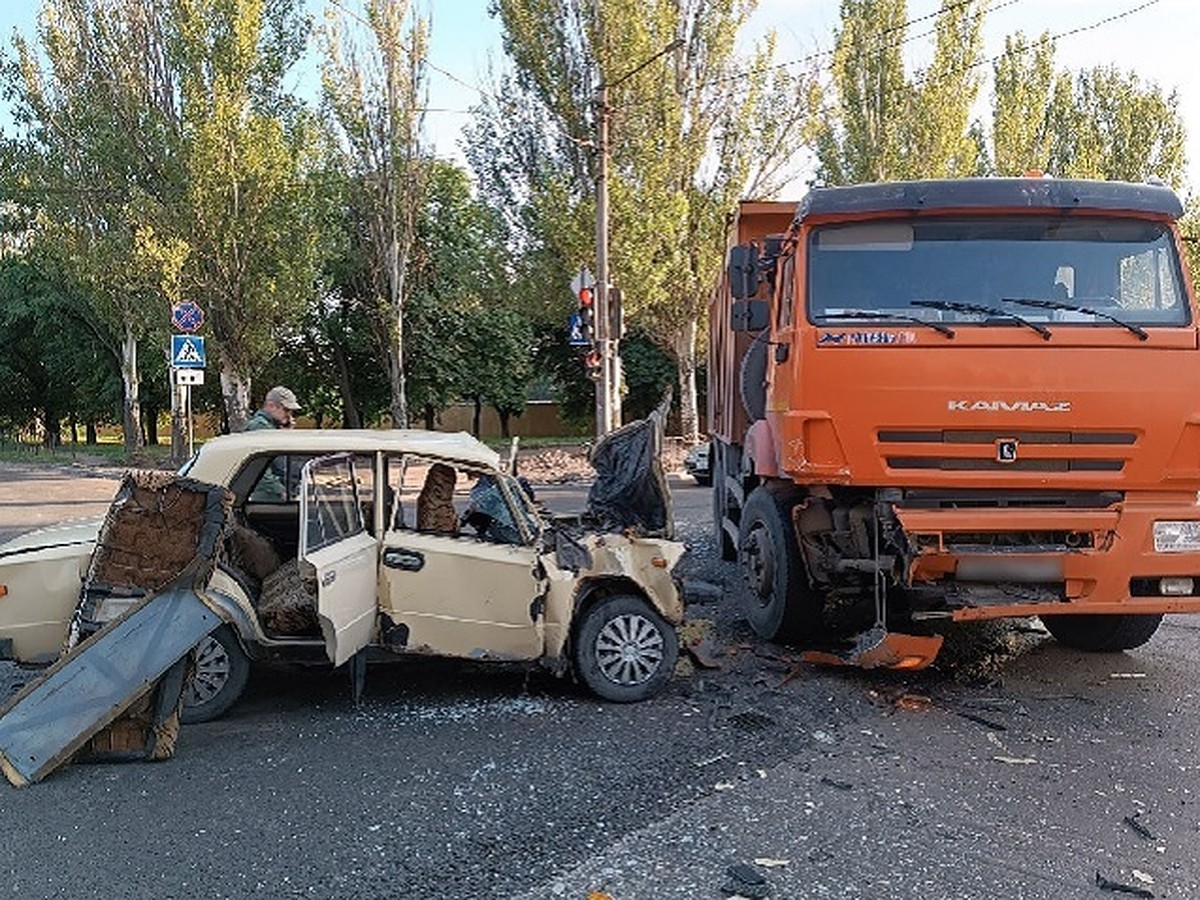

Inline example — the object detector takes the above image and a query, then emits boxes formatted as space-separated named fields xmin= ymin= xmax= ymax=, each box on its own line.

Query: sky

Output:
xmin=1 ymin=0 xmax=1197 ymax=193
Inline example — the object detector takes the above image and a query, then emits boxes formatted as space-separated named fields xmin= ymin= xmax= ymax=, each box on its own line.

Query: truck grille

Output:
xmin=879 ymin=430 xmax=1133 ymax=474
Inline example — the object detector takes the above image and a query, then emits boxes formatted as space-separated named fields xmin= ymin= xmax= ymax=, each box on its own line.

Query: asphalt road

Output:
xmin=1 ymin=465 xmax=1198 ymax=899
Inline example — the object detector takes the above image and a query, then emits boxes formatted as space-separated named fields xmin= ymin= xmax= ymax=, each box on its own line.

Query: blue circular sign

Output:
xmin=171 ymin=301 xmax=205 ymax=333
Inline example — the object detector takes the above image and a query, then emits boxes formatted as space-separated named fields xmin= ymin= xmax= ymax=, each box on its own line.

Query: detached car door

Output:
xmin=299 ymin=455 xmax=378 ymax=667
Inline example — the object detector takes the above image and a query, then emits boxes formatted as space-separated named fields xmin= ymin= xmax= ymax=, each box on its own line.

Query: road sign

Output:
xmin=170 ymin=301 xmax=205 ymax=333
xmin=171 ymin=335 xmax=206 ymax=369
xmin=569 ymin=268 xmax=594 ymax=297
xmin=567 ymin=313 xmax=590 ymax=347
xmin=176 ymin=369 xmax=204 ymax=386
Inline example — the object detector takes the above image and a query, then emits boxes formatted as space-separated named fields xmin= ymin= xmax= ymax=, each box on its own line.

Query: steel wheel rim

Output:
xmin=742 ymin=522 xmax=775 ymax=607
xmin=185 ymin=635 xmax=231 ymax=708
xmin=594 ymin=612 xmax=665 ymax=686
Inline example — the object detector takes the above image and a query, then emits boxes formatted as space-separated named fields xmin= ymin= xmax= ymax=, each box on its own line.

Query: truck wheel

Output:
xmin=739 ymin=332 xmax=768 ymax=422
xmin=1041 ymin=613 xmax=1163 ymax=652
xmin=574 ymin=594 xmax=678 ymax=703
xmin=711 ymin=442 xmax=737 ymax=561
xmin=181 ymin=625 xmax=251 ymax=723
xmin=738 ymin=485 xmax=820 ymax=641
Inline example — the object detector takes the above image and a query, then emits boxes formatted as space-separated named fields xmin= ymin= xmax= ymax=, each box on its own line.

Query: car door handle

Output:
xmin=383 ymin=548 xmax=425 ymax=571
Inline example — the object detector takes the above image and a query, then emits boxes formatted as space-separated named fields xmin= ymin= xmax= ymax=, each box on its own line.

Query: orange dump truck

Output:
xmin=708 ymin=178 xmax=1200 ymax=667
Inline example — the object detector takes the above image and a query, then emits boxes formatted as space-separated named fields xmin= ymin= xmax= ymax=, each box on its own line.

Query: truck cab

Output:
xmin=710 ymin=178 xmax=1200 ymax=663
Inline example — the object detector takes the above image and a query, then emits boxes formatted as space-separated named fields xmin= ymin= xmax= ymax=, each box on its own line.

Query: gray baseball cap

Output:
xmin=265 ymin=385 xmax=301 ymax=411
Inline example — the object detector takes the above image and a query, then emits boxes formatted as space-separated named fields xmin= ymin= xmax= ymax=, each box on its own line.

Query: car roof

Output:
xmin=187 ymin=428 xmax=502 ymax=483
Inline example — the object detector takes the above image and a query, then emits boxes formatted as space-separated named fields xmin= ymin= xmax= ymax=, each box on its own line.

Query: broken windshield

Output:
xmin=807 ymin=216 xmax=1189 ymax=329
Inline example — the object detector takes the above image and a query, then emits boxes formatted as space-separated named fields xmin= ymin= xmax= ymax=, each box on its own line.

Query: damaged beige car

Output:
xmin=0 ymin=425 xmax=686 ymax=729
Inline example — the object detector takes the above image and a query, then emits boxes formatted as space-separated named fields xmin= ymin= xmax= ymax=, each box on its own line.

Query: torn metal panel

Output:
xmin=0 ymin=589 xmax=220 ymax=786
xmin=586 ymin=395 xmax=673 ymax=538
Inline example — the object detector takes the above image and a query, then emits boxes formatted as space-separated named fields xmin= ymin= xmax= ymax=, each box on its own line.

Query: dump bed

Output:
xmin=707 ymin=201 xmax=795 ymax=444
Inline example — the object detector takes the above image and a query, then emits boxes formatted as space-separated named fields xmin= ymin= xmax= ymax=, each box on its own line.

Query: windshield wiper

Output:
xmin=910 ymin=300 xmax=1052 ymax=341
xmin=1000 ymin=297 xmax=1148 ymax=341
xmin=821 ymin=308 xmax=955 ymax=338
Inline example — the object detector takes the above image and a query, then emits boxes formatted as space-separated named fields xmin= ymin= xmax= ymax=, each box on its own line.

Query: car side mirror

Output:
xmin=731 ymin=299 xmax=769 ymax=332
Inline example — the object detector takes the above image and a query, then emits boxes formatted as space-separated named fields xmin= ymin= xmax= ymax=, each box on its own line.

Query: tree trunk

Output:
xmin=86 ymin=421 xmax=97 ymax=445
xmin=331 ymin=342 xmax=362 ymax=428
xmin=145 ymin=402 xmax=159 ymax=445
xmin=472 ymin=396 xmax=482 ymax=437
xmin=423 ymin=403 xmax=435 ymax=430
xmin=121 ymin=323 xmax=142 ymax=456
xmin=220 ymin=363 xmax=252 ymax=433
xmin=672 ymin=318 xmax=700 ymax=442
xmin=170 ymin=377 xmax=188 ymax=465
xmin=498 ymin=409 xmax=511 ymax=439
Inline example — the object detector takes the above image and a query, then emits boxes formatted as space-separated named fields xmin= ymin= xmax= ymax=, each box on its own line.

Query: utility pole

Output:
xmin=594 ymin=81 xmax=612 ymax=437
xmin=592 ymin=37 xmax=683 ymax=437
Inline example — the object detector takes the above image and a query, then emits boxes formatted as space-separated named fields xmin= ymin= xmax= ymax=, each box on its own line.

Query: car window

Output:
xmin=248 ymin=454 xmax=313 ymax=503
xmin=301 ymin=456 xmax=365 ymax=555
xmin=384 ymin=456 xmax=532 ymax=545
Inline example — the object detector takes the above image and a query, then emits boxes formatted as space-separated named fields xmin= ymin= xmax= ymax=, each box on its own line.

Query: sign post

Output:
xmin=169 ymin=320 xmax=206 ymax=460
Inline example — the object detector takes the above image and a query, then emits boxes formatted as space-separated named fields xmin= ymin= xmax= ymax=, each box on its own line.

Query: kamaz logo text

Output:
xmin=948 ymin=400 xmax=1072 ymax=413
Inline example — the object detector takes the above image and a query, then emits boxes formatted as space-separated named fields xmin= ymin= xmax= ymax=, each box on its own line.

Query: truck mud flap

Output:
xmin=801 ymin=626 xmax=944 ymax=671
xmin=0 ymin=589 xmax=221 ymax=787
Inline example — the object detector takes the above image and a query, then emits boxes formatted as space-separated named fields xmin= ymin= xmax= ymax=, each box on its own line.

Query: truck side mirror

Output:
xmin=727 ymin=244 xmax=760 ymax=300
xmin=731 ymin=299 xmax=769 ymax=332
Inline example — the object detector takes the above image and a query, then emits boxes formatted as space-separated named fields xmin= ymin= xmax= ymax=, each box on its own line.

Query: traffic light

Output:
xmin=577 ymin=285 xmax=595 ymax=343
xmin=581 ymin=348 xmax=601 ymax=380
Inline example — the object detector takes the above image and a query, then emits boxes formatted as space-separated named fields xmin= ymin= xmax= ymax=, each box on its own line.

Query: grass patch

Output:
xmin=0 ymin=440 xmax=176 ymax=469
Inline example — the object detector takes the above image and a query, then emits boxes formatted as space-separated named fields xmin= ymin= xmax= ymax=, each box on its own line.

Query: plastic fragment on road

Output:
xmin=1124 ymin=812 xmax=1157 ymax=841
xmin=1110 ymin=672 xmax=1147 ymax=679
xmin=752 ymin=858 xmax=790 ymax=868
xmin=1132 ymin=871 xmax=1155 ymax=885
xmin=992 ymin=755 xmax=1039 ymax=765
xmin=1095 ymin=870 xmax=1154 ymax=897
xmin=587 ymin=892 xmax=614 ymax=900
xmin=721 ymin=863 xmax=770 ymax=899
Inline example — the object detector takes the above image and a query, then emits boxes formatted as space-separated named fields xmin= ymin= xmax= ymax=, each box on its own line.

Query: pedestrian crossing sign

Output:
xmin=171 ymin=334 xmax=206 ymax=369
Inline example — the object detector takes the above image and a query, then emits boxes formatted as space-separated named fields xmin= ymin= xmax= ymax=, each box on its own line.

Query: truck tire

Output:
xmin=737 ymin=485 xmax=821 ymax=641
xmin=739 ymin=332 xmax=768 ymax=422
xmin=711 ymin=441 xmax=737 ymax=561
xmin=1041 ymin=613 xmax=1163 ymax=652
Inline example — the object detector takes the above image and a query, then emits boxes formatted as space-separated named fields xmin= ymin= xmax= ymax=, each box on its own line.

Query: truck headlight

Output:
xmin=1153 ymin=521 xmax=1200 ymax=553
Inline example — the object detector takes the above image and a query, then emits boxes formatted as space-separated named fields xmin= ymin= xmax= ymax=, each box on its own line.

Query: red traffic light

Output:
xmin=578 ymin=286 xmax=594 ymax=308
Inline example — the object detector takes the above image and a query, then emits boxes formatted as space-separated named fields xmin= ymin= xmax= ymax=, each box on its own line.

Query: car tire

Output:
xmin=737 ymin=484 xmax=822 ymax=642
xmin=1041 ymin=613 xmax=1163 ymax=652
xmin=181 ymin=625 xmax=251 ymax=724
xmin=574 ymin=594 xmax=678 ymax=703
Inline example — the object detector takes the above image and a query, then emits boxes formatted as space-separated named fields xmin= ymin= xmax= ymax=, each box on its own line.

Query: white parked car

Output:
xmin=0 ymin=427 xmax=685 ymax=723
xmin=684 ymin=442 xmax=712 ymax=486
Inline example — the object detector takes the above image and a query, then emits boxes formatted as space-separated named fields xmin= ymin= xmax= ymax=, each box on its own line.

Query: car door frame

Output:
xmin=298 ymin=454 xmax=379 ymax=667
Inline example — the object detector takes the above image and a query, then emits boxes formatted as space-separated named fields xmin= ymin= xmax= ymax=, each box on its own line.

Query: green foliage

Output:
xmin=818 ymin=0 xmax=986 ymax=183
xmin=991 ymin=32 xmax=1055 ymax=176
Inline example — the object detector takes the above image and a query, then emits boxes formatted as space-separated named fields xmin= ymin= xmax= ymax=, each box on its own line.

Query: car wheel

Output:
xmin=738 ymin=485 xmax=822 ymax=642
xmin=1041 ymin=613 xmax=1163 ymax=652
xmin=574 ymin=594 xmax=679 ymax=703
xmin=181 ymin=625 xmax=251 ymax=724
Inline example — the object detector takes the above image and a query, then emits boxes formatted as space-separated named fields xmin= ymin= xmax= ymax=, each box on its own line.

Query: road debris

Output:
xmin=1095 ymin=870 xmax=1155 ymax=897
xmin=587 ymin=892 xmax=613 ymax=900
xmin=752 ymin=858 xmax=789 ymax=868
xmin=1132 ymin=871 xmax=1155 ymax=885
xmin=820 ymin=775 xmax=853 ymax=790
xmin=1123 ymin=812 xmax=1157 ymax=841
xmin=721 ymin=862 xmax=770 ymax=899
xmin=1109 ymin=672 xmax=1147 ymax=680
xmin=992 ymin=755 xmax=1039 ymax=765
xmin=954 ymin=710 xmax=1008 ymax=731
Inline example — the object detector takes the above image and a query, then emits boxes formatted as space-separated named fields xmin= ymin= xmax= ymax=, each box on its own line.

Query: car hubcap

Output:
xmin=594 ymin=613 xmax=665 ymax=686
xmin=184 ymin=635 xmax=231 ymax=708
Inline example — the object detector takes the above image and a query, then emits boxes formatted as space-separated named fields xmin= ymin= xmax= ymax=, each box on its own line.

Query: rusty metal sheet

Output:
xmin=0 ymin=589 xmax=219 ymax=787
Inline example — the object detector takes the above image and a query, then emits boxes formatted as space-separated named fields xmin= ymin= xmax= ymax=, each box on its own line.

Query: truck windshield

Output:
xmin=807 ymin=216 xmax=1189 ymax=328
